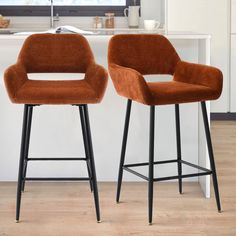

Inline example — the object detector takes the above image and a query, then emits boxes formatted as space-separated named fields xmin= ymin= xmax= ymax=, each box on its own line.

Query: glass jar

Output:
xmin=93 ymin=16 xmax=103 ymax=29
xmin=105 ymin=13 xmax=115 ymax=28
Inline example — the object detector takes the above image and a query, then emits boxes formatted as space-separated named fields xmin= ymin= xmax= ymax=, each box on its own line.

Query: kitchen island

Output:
xmin=0 ymin=31 xmax=211 ymax=197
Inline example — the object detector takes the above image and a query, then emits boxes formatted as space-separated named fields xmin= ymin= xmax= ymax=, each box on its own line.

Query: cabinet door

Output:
xmin=232 ymin=0 xmax=236 ymax=33
xmin=230 ymin=35 xmax=236 ymax=111
xmin=167 ymin=0 xmax=229 ymax=112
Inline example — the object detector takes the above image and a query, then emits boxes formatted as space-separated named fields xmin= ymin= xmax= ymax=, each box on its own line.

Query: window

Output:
xmin=0 ymin=0 xmax=126 ymax=6
xmin=0 ymin=0 xmax=140 ymax=16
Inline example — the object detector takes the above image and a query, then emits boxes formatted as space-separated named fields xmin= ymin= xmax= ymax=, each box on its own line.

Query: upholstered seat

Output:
xmin=108 ymin=34 xmax=223 ymax=106
xmin=14 ymin=79 xmax=99 ymax=105
xmin=148 ymin=80 xmax=218 ymax=105
xmin=4 ymin=34 xmax=108 ymax=105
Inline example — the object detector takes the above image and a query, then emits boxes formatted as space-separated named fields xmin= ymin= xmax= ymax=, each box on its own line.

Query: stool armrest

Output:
xmin=174 ymin=61 xmax=223 ymax=99
xmin=4 ymin=63 xmax=28 ymax=103
xmin=85 ymin=63 xmax=108 ymax=102
xmin=109 ymin=64 xmax=152 ymax=105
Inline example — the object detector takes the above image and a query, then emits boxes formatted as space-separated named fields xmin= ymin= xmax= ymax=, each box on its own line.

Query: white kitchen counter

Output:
xmin=0 ymin=31 xmax=211 ymax=198
xmin=0 ymin=29 xmax=211 ymax=39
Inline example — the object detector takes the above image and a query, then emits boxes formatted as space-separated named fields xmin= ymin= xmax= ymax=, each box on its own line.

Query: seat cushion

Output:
xmin=15 ymin=79 xmax=99 ymax=105
xmin=148 ymin=81 xmax=219 ymax=105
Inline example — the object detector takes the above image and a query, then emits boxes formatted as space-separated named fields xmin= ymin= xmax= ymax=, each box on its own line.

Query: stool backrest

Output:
xmin=108 ymin=34 xmax=181 ymax=75
xmin=18 ymin=34 xmax=95 ymax=73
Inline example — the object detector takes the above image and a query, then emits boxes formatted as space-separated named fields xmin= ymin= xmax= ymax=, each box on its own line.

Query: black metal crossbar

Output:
xmin=154 ymin=171 xmax=212 ymax=182
xmin=123 ymin=167 xmax=149 ymax=181
xmin=181 ymin=160 xmax=211 ymax=172
xmin=123 ymin=159 xmax=212 ymax=182
xmin=24 ymin=177 xmax=90 ymax=181
xmin=27 ymin=157 xmax=87 ymax=161
xmin=124 ymin=159 xmax=177 ymax=168
xmin=24 ymin=157 xmax=90 ymax=182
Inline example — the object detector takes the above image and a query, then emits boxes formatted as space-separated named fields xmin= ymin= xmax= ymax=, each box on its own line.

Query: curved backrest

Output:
xmin=108 ymin=34 xmax=181 ymax=75
xmin=18 ymin=34 xmax=95 ymax=73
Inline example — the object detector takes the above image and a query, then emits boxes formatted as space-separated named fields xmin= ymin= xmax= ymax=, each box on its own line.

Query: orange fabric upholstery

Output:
xmin=108 ymin=34 xmax=223 ymax=105
xmin=4 ymin=34 xmax=108 ymax=105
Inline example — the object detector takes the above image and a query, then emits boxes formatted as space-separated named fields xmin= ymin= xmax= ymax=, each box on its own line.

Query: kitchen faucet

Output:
xmin=49 ymin=0 xmax=60 ymax=28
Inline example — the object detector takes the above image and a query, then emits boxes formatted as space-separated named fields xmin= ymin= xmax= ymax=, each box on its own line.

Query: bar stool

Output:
xmin=108 ymin=34 xmax=223 ymax=224
xmin=4 ymin=34 xmax=108 ymax=223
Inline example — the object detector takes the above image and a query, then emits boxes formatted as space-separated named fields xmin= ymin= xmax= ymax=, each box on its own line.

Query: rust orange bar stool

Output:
xmin=4 ymin=34 xmax=108 ymax=223
xmin=108 ymin=34 xmax=223 ymax=224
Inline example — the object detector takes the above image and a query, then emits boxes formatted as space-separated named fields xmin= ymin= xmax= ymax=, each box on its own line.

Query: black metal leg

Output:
xmin=83 ymin=105 xmax=101 ymax=222
xmin=201 ymin=101 xmax=221 ymax=212
xmin=16 ymin=105 xmax=29 ymax=222
xmin=86 ymin=161 xmax=93 ymax=192
xmin=79 ymin=106 xmax=93 ymax=192
xmin=21 ymin=106 xmax=33 ymax=192
xmin=175 ymin=104 xmax=182 ymax=194
xmin=116 ymin=99 xmax=132 ymax=203
xmin=148 ymin=106 xmax=155 ymax=225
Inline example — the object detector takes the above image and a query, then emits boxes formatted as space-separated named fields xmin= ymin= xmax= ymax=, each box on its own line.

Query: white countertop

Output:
xmin=0 ymin=28 xmax=211 ymax=40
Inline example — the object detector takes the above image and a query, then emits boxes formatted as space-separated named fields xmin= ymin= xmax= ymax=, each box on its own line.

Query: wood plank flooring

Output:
xmin=0 ymin=121 xmax=235 ymax=236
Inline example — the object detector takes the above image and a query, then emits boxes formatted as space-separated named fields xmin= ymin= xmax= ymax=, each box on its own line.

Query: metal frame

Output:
xmin=16 ymin=104 xmax=100 ymax=223
xmin=116 ymin=99 xmax=221 ymax=224
xmin=0 ymin=0 xmax=140 ymax=16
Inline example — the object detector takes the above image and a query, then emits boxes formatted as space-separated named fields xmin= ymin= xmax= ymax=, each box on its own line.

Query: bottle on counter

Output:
xmin=93 ymin=16 xmax=103 ymax=29
xmin=0 ymin=14 xmax=10 ymax=28
xmin=105 ymin=13 xmax=115 ymax=28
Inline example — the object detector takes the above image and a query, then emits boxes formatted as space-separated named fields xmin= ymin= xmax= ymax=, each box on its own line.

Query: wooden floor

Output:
xmin=0 ymin=121 xmax=236 ymax=236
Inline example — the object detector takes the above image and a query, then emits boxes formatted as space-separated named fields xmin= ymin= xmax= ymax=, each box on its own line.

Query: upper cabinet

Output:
xmin=166 ymin=0 xmax=230 ymax=113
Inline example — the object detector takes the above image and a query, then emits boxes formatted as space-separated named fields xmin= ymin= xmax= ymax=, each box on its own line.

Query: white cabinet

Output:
xmin=166 ymin=0 xmax=230 ymax=112
xmin=230 ymin=35 xmax=236 ymax=111
xmin=232 ymin=0 xmax=236 ymax=33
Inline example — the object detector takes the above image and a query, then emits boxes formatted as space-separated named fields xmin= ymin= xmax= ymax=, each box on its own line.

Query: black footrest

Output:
xmin=154 ymin=171 xmax=212 ymax=182
xmin=24 ymin=177 xmax=91 ymax=181
xmin=123 ymin=159 xmax=212 ymax=182
xmin=27 ymin=157 xmax=87 ymax=161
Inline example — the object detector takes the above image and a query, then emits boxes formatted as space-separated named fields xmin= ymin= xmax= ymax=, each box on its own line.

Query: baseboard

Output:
xmin=211 ymin=113 xmax=236 ymax=121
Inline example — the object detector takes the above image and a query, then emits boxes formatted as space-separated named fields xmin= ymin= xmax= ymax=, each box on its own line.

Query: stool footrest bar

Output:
xmin=27 ymin=157 xmax=87 ymax=161
xmin=153 ymin=171 xmax=212 ymax=182
xmin=123 ymin=167 xmax=149 ymax=181
xmin=180 ymin=160 xmax=211 ymax=172
xmin=124 ymin=159 xmax=177 ymax=168
xmin=24 ymin=177 xmax=91 ymax=181
xmin=123 ymin=159 xmax=213 ymax=182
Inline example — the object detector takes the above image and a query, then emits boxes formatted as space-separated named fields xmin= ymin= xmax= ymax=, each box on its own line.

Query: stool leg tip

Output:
xmin=149 ymin=222 xmax=152 ymax=226
xmin=15 ymin=220 xmax=19 ymax=223
xmin=218 ymin=210 xmax=222 ymax=213
xmin=97 ymin=220 xmax=102 ymax=223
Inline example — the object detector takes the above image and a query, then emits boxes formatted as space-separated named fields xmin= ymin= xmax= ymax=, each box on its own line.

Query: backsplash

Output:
xmin=1 ymin=0 xmax=163 ymax=29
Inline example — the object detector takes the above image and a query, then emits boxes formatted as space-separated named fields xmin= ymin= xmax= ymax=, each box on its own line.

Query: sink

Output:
xmin=0 ymin=29 xmax=14 ymax=34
